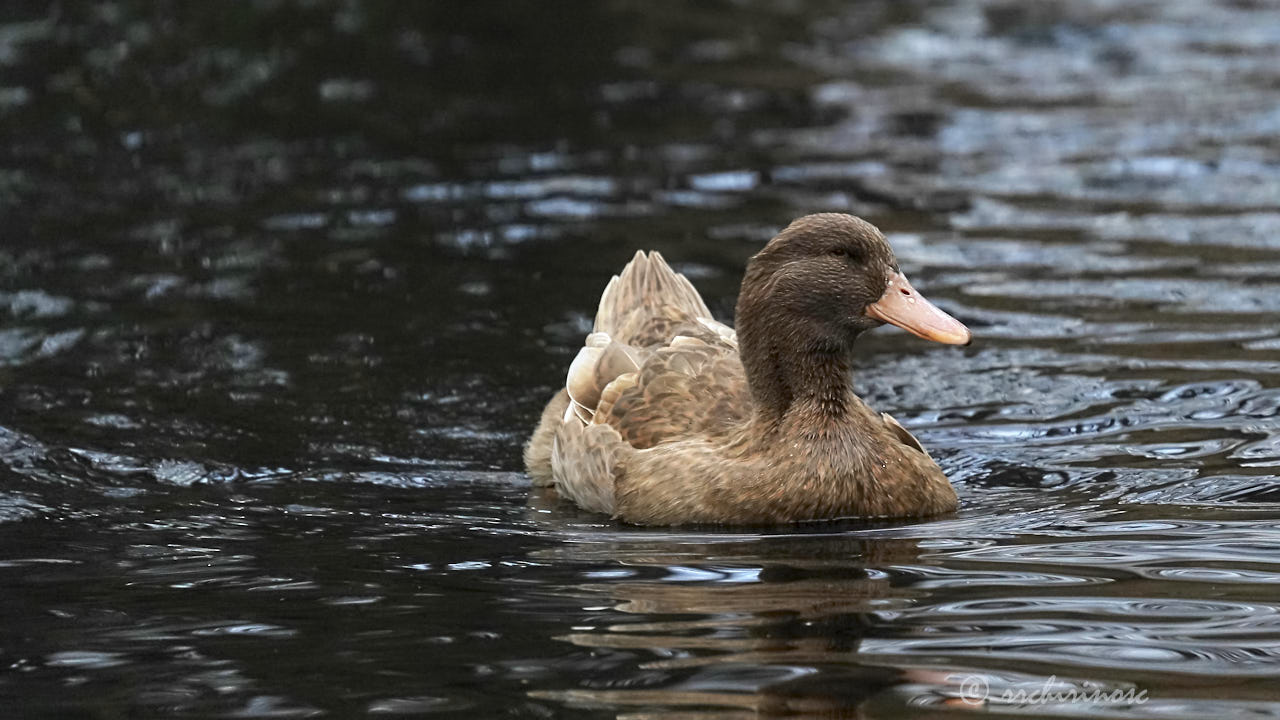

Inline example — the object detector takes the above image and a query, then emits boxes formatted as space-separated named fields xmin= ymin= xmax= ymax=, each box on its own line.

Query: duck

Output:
xmin=524 ymin=213 xmax=972 ymax=525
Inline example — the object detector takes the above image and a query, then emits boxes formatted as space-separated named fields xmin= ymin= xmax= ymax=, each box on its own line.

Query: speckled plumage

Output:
xmin=525 ymin=213 xmax=963 ymax=525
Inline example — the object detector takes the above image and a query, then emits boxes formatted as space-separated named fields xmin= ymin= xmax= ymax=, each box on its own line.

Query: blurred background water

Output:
xmin=2 ymin=1 xmax=1280 ymax=717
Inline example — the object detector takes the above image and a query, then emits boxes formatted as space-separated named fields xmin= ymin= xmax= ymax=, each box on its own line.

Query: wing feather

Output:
xmin=529 ymin=250 xmax=750 ymax=510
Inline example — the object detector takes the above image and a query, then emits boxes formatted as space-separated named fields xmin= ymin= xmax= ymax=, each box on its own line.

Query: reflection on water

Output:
xmin=2 ymin=0 xmax=1280 ymax=718
xmin=520 ymin=506 xmax=1280 ymax=718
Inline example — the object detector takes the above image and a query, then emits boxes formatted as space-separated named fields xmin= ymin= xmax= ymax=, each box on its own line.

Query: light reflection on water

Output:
xmin=2 ymin=0 xmax=1280 ymax=717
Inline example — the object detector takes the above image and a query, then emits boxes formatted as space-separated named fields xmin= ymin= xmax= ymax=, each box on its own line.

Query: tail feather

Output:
xmin=593 ymin=251 xmax=712 ymax=340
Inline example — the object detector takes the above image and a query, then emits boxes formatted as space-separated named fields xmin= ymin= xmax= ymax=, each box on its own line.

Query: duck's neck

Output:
xmin=741 ymin=334 xmax=859 ymax=431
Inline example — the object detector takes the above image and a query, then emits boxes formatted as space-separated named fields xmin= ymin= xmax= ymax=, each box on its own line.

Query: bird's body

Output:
xmin=525 ymin=213 xmax=971 ymax=525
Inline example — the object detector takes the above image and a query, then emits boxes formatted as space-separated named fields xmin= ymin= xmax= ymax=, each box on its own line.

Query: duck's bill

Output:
xmin=865 ymin=272 xmax=972 ymax=345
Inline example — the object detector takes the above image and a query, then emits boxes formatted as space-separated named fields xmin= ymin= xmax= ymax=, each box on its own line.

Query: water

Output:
xmin=2 ymin=1 xmax=1280 ymax=717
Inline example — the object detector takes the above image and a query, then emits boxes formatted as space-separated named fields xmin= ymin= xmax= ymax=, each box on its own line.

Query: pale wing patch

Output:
xmin=566 ymin=332 xmax=642 ymax=425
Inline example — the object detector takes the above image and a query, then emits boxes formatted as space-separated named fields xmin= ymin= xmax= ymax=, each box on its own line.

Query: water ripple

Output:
xmin=3 ymin=1 xmax=1280 ymax=718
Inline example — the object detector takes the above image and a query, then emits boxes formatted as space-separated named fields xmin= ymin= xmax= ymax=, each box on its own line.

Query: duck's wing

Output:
xmin=880 ymin=411 xmax=932 ymax=459
xmin=600 ymin=335 xmax=749 ymax=448
xmin=551 ymin=335 xmax=749 ymax=516
xmin=539 ymin=251 xmax=750 ymax=515
xmin=577 ymin=251 xmax=748 ymax=445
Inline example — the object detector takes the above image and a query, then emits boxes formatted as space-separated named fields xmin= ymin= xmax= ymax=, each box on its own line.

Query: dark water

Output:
xmin=3 ymin=1 xmax=1280 ymax=717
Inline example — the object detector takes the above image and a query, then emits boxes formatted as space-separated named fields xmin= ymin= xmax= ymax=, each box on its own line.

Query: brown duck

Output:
xmin=525 ymin=213 xmax=972 ymax=525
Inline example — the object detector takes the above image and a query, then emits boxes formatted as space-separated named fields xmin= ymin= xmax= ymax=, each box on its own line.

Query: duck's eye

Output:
xmin=829 ymin=247 xmax=857 ymax=259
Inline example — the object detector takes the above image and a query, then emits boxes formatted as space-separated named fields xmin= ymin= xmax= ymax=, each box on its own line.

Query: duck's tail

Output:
xmin=593 ymin=251 xmax=712 ymax=342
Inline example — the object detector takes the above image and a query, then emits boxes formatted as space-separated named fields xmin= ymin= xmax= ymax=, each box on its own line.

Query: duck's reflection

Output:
xmin=525 ymin=492 xmax=971 ymax=718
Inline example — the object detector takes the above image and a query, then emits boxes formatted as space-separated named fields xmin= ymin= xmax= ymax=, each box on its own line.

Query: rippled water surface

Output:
xmin=3 ymin=1 xmax=1280 ymax=717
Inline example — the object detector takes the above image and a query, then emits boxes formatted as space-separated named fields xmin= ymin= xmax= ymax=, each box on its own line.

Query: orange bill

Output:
xmin=865 ymin=272 xmax=971 ymax=345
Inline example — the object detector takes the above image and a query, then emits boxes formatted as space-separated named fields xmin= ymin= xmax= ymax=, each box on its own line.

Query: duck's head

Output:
xmin=737 ymin=213 xmax=971 ymax=352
